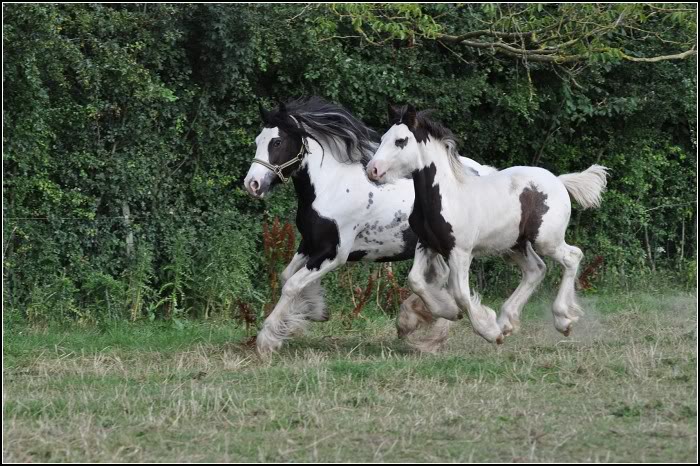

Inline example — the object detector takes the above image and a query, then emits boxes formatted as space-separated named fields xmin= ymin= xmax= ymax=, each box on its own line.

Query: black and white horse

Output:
xmin=244 ymin=97 xmax=496 ymax=353
xmin=367 ymin=105 xmax=609 ymax=342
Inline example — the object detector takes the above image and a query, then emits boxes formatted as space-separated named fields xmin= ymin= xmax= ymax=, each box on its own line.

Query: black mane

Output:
xmin=391 ymin=105 xmax=459 ymax=144
xmin=263 ymin=96 xmax=378 ymax=164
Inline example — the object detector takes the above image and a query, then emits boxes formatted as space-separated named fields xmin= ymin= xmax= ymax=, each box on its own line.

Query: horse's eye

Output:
xmin=395 ymin=137 xmax=408 ymax=149
xmin=273 ymin=139 xmax=282 ymax=147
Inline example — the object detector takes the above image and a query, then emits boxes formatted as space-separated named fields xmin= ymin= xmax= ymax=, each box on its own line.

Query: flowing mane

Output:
xmin=393 ymin=106 xmax=470 ymax=181
xmin=265 ymin=96 xmax=378 ymax=165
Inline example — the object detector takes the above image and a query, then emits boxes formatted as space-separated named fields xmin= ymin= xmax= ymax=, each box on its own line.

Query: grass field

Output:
xmin=3 ymin=289 xmax=697 ymax=462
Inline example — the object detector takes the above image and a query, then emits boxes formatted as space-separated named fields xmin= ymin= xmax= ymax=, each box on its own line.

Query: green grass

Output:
xmin=3 ymin=289 xmax=697 ymax=462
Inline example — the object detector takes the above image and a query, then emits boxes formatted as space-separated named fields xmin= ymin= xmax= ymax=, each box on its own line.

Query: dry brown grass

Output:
xmin=3 ymin=291 xmax=697 ymax=462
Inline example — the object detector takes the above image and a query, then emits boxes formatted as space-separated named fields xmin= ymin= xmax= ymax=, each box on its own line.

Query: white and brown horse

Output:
xmin=368 ymin=105 xmax=609 ymax=343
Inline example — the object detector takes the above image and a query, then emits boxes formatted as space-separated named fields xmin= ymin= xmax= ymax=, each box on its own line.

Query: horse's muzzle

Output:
xmin=366 ymin=160 xmax=387 ymax=182
xmin=244 ymin=174 xmax=274 ymax=198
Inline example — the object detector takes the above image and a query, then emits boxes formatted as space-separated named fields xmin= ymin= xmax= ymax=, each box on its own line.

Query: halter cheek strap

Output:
xmin=252 ymin=115 xmax=309 ymax=183
xmin=251 ymin=140 xmax=307 ymax=183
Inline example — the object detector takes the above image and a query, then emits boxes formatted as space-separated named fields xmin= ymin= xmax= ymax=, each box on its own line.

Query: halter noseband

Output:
xmin=252 ymin=116 xmax=309 ymax=183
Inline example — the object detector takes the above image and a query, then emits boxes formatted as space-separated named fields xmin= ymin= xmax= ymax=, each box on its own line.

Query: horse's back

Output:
xmin=457 ymin=156 xmax=498 ymax=176
xmin=497 ymin=166 xmax=570 ymax=198
xmin=456 ymin=165 xmax=571 ymax=251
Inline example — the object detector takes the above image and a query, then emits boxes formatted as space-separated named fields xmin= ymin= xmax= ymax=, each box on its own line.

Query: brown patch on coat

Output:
xmin=515 ymin=183 xmax=549 ymax=254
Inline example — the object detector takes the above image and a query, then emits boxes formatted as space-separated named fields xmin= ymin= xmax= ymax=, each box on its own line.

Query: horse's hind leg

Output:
xmin=497 ymin=242 xmax=547 ymax=336
xmin=548 ymin=242 xmax=584 ymax=336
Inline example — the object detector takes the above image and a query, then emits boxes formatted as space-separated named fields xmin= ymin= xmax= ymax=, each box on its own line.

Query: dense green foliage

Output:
xmin=3 ymin=4 xmax=697 ymax=324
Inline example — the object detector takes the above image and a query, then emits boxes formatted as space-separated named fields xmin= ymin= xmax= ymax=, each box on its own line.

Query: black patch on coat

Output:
xmin=348 ymin=228 xmax=418 ymax=263
xmin=514 ymin=183 xmax=549 ymax=254
xmin=379 ymin=227 xmax=418 ymax=261
xmin=293 ymin=167 xmax=341 ymax=270
xmin=408 ymin=163 xmax=456 ymax=259
xmin=347 ymin=250 xmax=368 ymax=261
xmin=373 ymin=227 xmax=418 ymax=262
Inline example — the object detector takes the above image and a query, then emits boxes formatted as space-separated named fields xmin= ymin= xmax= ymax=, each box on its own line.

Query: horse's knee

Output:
xmin=532 ymin=260 xmax=547 ymax=281
xmin=281 ymin=282 xmax=303 ymax=299
xmin=563 ymin=246 xmax=583 ymax=268
xmin=408 ymin=270 xmax=427 ymax=295
xmin=280 ymin=269 xmax=294 ymax=285
xmin=572 ymin=246 xmax=583 ymax=261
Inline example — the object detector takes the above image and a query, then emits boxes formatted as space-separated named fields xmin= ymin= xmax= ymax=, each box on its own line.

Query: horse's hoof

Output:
xmin=563 ymin=326 xmax=572 ymax=337
xmin=496 ymin=334 xmax=505 ymax=345
xmin=255 ymin=333 xmax=283 ymax=355
xmin=307 ymin=309 xmax=329 ymax=322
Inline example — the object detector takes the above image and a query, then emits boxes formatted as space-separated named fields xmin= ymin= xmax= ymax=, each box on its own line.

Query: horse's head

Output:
xmin=367 ymin=104 xmax=422 ymax=184
xmin=244 ymin=102 xmax=306 ymax=198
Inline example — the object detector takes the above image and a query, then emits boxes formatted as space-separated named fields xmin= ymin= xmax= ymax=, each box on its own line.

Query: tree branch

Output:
xmin=620 ymin=47 xmax=697 ymax=63
xmin=440 ymin=29 xmax=537 ymax=42
xmin=438 ymin=36 xmax=696 ymax=64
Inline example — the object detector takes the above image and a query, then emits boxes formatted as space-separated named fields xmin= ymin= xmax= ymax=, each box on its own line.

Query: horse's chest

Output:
xmin=410 ymin=165 xmax=456 ymax=258
xmin=293 ymin=169 xmax=341 ymax=269
xmin=408 ymin=195 xmax=455 ymax=258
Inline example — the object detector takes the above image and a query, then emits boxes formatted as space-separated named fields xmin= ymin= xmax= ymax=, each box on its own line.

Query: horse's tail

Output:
xmin=558 ymin=164 xmax=610 ymax=209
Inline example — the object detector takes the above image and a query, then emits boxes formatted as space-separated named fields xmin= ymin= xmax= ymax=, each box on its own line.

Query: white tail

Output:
xmin=559 ymin=164 xmax=610 ymax=209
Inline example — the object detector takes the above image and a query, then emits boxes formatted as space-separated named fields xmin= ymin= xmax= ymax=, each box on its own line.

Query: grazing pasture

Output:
xmin=4 ymin=290 xmax=696 ymax=462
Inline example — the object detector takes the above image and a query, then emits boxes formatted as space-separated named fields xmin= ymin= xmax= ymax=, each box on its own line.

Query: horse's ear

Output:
xmin=403 ymin=104 xmax=417 ymax=129
xmin=259 ymin=102 xmax=271 ymax=124
xmin=387 ymin=103 xmax=401 ymax=124
xmin=278 ymin=102 xmax=287 ymax=114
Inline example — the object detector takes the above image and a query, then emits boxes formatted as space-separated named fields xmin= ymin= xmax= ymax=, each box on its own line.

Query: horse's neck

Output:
xmin=414 ymin=140 xmax=471 ymax=193
xmin=292 ymin=142 xmax=363 ymax=210
xmin=411 ymin=164 xmax=445 ymax=219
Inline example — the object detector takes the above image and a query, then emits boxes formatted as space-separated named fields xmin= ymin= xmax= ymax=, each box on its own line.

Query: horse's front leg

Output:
xmin=447 ymin=249 xmax=504 ymax=344
xmin=280 ymin=253 xmax=328 ymax=323
xmin=399 ymin=245 xmax=458 ymax=353
xmin=280 ymin=252 xmax=307 ymax=286
xmin=257 ymin=248 xmax=348 ymax=354
xmin=406 ymin=244 xmax=462 ymax=321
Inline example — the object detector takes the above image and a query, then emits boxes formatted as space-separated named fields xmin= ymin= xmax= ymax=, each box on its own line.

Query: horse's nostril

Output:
xmin=372 ymin=166 xmax=379 ymax=178
xmin=250 ymin=180 xmax=259 ymax=192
